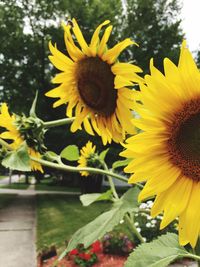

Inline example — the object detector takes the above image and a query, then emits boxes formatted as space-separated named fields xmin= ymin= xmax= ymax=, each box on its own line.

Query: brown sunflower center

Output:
xmin=76 ymin=57 xmax=117 ymax=117
xmin=167 ymin=98 xmax=200 ymax=181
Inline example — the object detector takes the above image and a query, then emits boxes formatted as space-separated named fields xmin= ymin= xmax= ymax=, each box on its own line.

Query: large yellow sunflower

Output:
xmin=46 ymin=18 xmax=143 ymax=145
xmin=78 ymin=141 xmax=96 ymax=176
xmin=121 ymin=41 xmax=200 ymax=247
xmin=0 ymin=103 xmax=43 ymax=172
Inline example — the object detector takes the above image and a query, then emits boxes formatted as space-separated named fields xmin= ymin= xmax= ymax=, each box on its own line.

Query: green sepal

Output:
xmin=29 ymin=91 xmax=38 ymax=117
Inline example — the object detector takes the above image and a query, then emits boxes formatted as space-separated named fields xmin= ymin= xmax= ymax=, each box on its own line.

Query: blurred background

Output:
xmin=0 ymin=0 xmax=199 ymax=163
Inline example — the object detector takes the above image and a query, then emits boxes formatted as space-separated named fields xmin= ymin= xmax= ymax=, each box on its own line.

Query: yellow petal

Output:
xmin=138 ymin=166 xmax=181 ymax=202
xmin=72 ymin=18 xmax=92 ymax=56
xmin=112 ymin=62 xmax=143 ymax=74
xmin=90 ymin=20 xmax=110 ymax=55
xmin=160 ymin=177 xmax=192 ymax=229
xmin=71 ymin=109 xmax=88 ymax=132
xmin=98 ymin=25 xmax=113 ymax=57
xmin=179 ymin=182 xmax=200 ymax=247
xmin=83 ymin=117 xmax=94 ymax=135
xmin=49 ymin=41 xmax=74 ymax=66
xmin=114 ymin=75 xmax=134 ymax=89
xmin=102 ymin=38 xmax=137 ymax=64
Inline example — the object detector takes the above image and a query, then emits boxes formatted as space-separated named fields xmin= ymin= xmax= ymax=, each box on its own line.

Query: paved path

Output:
xmin=0 ymin=174 xmax=22 ymax=185
xmin=0 ymin=188 xmax=80 ymax=195
xmin=0 ymin=184 xmax=80 ymax=267
xmin=0 ymin=187 xmax=37 ymax=267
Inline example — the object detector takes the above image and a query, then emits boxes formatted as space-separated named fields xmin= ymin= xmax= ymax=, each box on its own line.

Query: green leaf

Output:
xmin=99 ymin=148 xmax=109 ymax=161
xmin=60 ymin=145 xmax=79 ymax=161
xmin=44 ymin=151 xmax=60 ymax=162
xmin=59 ymin=187 xmax=140 ymax=260
xmin=112 ymin=158 xmax=131 ymax=169
xmin=80 ymin=190 xmax=113 ymax=206
xmin=2 ymin=143 xmax=31 ymax=171
xmin=124 ymin=233 xmax=191 ymax=267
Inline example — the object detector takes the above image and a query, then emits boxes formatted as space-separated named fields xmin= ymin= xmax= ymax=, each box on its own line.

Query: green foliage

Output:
xmin=44 ymin=151 xmax=59 ymax=162
xmin=112 ymin=158 xmax=131 ymax=170
xmin=123 ymin=0 xmax=184 ymax=73
xmin=61 ymin=187 xmax=139 ymax=258
xmin=2 ymin=142 xmax=31 ymax=171
xmin=124 ymin=233 xmax=191 ymax=267
xmin=80 ymin=190 xmax=113 ymax=206
xmin=99 ymin=148 xmax=109 ymax=161
xmin=60 ymin=145 xmax=79 ymax=161
xmin=102 ymin=232 xmax=135 ymax=255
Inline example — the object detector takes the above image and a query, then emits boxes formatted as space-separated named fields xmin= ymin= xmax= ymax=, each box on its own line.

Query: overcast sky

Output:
xmin=181 ymin=0 xmax=200 ymax=54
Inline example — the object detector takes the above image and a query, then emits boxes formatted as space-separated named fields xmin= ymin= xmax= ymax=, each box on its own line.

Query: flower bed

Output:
xmin=38 ymin=254 xmax=127 ymax=267
xmin=38 ymin=238 xmax=133 ymax=267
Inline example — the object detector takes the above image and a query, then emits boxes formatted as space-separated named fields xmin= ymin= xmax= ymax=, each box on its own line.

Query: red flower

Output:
xmin=79 ymin=252 xmax=91 ymax=260
xmin=69 ymin=248 xmax=78 ymax=256
xmin=90 ymin=240 xmax=102 ymax=253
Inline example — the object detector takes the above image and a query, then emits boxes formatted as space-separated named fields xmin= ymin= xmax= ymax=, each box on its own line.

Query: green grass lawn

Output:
xmin=0 ymin=175 xmax=7 ymax=180
xmin=0 ymin=183 xmax=29 ymax=190
xmin=0 ymin=194 xmax=17 ymax=209
xmin=36 ymin=194 xmax=112 ymax=252
xmin=35 ymin=183 xmax=80 ymax=192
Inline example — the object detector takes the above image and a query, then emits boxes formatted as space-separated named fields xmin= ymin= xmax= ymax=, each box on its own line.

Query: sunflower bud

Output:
xmin=14 ymin=114 xmax=46 ymax=153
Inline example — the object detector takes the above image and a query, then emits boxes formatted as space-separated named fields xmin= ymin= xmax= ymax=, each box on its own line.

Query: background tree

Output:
xmin=0 ymin=0 xmax=184 ymax=158
xmin=0 ymin=0 xmax=123 ymax=154
xmin=122 ymin=0 xmax=184 ymax=73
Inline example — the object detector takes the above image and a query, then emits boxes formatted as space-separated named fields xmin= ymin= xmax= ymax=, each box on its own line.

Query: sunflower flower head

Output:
xmin=78 ymin=141 xmax=100 ymax=176
xmin=0 ymin=103 xmax=44 ymax=172
xmin=46 ymin=18 xmax=144 ymax=145
xmin=121 ymin=41 xmax=200 ymax=247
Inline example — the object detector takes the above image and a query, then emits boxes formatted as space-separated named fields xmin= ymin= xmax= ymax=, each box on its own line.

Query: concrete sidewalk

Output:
xmin=0 ymin=193 xmax=36 ymax=267
xmin=0 ymin=187 xmax=80 ymax=195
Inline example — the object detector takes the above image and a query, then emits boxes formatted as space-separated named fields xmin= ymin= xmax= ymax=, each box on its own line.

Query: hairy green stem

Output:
xmin=183 ymin=253 xmax=200 ymax=262
xmin=100 ymin=160 xmax=119 ymax=200
xmin=43 ymin=117 xmax=75 ymax=128
xmin=125 ymin=214 xmax=145 ymax=243
xmin=99 ymin=158 xmax=144 ymax=244
xmin=0 ymin=138 xmax=144 ymax=188
xmin=30 ymin=156 xmax=129 ymax=183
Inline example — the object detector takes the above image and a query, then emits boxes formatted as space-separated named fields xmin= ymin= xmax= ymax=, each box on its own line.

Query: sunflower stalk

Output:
xmin=30 ymin=156 xmax=129 ymax=183
xmin=99 ymin=157 xmax=145 ymax=244
xmin=0 ymin=137 xmax=130 ymax=183
xmin=43 ymin=117 xmax=75 ymax=128
xmin=99 ymin=159 xmax=119 ymax=200
xmin=125 ymin=212 xmax=145 ymax=244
